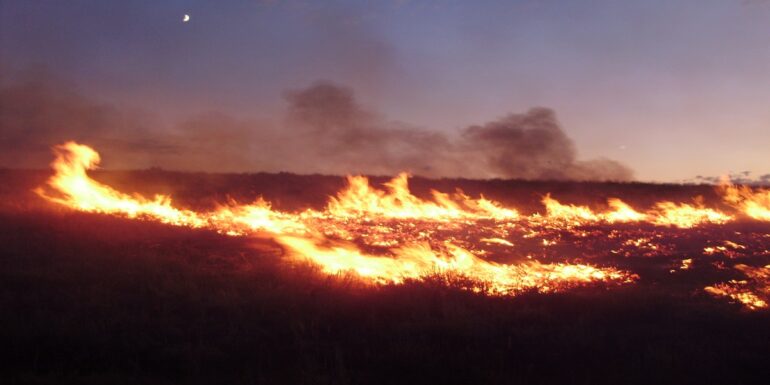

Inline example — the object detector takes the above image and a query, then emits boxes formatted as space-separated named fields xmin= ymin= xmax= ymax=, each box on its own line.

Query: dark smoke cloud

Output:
xmin=280 ymin=82 xmax=632 ymax=181
xmin=0 ymin=75 xmax=633 ymax=181
xmin=281 ymin=82 xmax=465 ymax=176
xmin=460 ymin=108 xmax=633 ymax=181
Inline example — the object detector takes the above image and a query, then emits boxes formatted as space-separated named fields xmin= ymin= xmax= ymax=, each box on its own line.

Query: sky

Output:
xmin=1 ymin=0 xmax=769 ymax=182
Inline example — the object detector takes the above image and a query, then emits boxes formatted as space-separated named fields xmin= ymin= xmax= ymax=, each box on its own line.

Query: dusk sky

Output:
xmin=1 ymin=0 xmax=769 ymax=182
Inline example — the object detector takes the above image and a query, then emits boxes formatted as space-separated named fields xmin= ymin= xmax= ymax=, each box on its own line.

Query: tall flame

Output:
xmin=36 ymin=142 xmax=206 ymax=228
xmin=721 ymin=184 xmax=770 ymax=221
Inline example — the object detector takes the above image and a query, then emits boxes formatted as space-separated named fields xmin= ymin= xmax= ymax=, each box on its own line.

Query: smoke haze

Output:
xmin=0 ymin=75 xmax=633 ymax=181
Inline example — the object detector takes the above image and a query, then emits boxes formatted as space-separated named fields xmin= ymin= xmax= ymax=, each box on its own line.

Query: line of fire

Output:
xmin=34 ymin=142 xmax=770 ymax=311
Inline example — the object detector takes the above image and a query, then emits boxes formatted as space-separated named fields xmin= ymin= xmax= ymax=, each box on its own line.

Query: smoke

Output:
xmin=459 ymin=108 xmax=633 ymax=180
xmin=279 ymin=82 xmax=633 ymax=181
xmin=0 ymin=75 xmax=633 ymax=181
xmin=0 ymin=72 xmax=175 ymax=169
xmin=0 ymin=72 xmax=268 ymax=171
xmin=280 ymin=81 xmax=465 ymax=176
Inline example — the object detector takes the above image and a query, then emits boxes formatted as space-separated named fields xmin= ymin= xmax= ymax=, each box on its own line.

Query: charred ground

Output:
xmin=1 ymin=170 xmax=769 ymax=385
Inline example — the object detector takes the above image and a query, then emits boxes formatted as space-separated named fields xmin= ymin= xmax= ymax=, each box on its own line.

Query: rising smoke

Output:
xmin=0 ymin=76 xmax=633 ymax=181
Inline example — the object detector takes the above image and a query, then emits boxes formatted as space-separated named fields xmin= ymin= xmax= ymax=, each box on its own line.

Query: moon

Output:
xmin=183 ymin=14 xmax=190 ymax=22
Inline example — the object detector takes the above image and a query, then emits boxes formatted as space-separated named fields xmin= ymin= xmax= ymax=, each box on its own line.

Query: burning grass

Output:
xmin=30 ymin=142 xmax=770 ymax=308
xmin=2 ymin=142 xmax=770 ymax=383
xmin=1 ymin=209 xmax=769 ymax=384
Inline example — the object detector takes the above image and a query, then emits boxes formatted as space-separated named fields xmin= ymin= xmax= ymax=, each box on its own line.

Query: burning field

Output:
xmin=34 ymin=142 xmax=770 ymax=308
xmin=2 ymin=142 xmax=770 ymax=384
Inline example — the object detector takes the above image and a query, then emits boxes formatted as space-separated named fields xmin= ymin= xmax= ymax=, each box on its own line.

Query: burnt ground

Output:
xmin=1 ymin=169 xmax=769 ymax=385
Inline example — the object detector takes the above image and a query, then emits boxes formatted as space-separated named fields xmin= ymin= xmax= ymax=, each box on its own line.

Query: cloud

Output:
xmin=690 ymin=172 xmax=770 ymax=186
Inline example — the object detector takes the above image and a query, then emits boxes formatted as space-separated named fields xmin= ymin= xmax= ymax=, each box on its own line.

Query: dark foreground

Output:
xmin=1 ymin=170 xmax=769 ymax=384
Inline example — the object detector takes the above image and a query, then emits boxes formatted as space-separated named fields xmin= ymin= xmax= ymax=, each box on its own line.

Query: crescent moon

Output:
xmin=183 ymin=14 xmax=190 ymax=22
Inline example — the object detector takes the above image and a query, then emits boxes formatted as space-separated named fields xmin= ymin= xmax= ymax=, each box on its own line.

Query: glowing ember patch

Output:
xmin=705 ymin=264 xmax=770 ymax=310
xmin=278 ymin=237 xmax=633 ymax=294
xmin=480 ymin=238 xmax=514 ymax=246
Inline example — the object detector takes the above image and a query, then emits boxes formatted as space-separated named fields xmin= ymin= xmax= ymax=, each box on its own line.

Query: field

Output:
xmin=1 ymin=169 xmax=769 ymax=384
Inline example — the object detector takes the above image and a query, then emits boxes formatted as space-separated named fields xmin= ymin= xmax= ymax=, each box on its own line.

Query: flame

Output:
xmin=705 ymin=264 xmax=770 ymax=310
xmin=542 ymin=194 xmax=599 ymax=224
xmin=327 ymin=173 xmax=518 ymax=220
xmin=541 ymin=195 xmax=731 ymax=228
xmin=279 ymin=236 xmax=632 ymax=294
xmin=721 ymin=184 xmax=770 ymax=221
xmin=650 ymin=201 xmax=733 ymax=228
xmin=37 ymin=142 xmax=635 ymax=295
xmin=604 ymin=198 xmax=647 ymax=223
xmin=481 ymin=237 xmax=515 ymax=246
xmin=35 ymin=142 xmax=207 ymax=228
xmin=33 ymin=142 xmax=770 ymax=308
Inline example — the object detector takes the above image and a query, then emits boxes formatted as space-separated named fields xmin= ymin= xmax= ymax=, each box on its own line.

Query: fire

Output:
xmin=542 ymin=194 xmax=599 ymax=224
xmin=35 ymin=142 xmax=206 ymax=228
xmin=279 ymin=236 xmax=632 ymax=294
xmin=34 ymin=142 xmax=770 ymax=305
xmin=650 ymin=201 xmax=733 ymax=228
xmin=705 ymin=264 xmax=770 ymax=310
xmin=721 ymin=184 xmax=770 ymax=221
xmin=327 ymin=173 xmax=518 ymax=220
xmin=604 ymin=198 xmax=647 ymax=223
xmin=540 ymin=194 xmax=731 ymax=228
xmin=36 ymin=142 xmax=635 ymax=295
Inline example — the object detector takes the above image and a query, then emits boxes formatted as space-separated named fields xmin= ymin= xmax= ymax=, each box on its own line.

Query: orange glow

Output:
xmin=542 ymin=194 xmax=599 ymax=224
xmin=279 ymin=236 xmax=632 ymax=294
xmin=37 ymin=142 xmax=636 ymax=296
xmin=705 ymin=264 xmax=769 ymax=310
xmin=604 ymin=198 xmax=647 ymax=223
xmin=540 ymin=194 xmax=731 ymax=229
xmin=650 ymin=201 xmax=733 ymax=228
xmin=38 ymin=142 xmax=770 ymax=307
xmin=721 ymin=184 xmax=770 ymax=221
xmin=35 ymin=142 xmax=206 ymax=228
xmin=327 ymin=173 xmax=519 ymax=220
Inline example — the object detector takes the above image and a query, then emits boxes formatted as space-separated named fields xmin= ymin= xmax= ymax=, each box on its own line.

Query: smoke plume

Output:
xmin=0 ymin=76 xmax=633 ymax=181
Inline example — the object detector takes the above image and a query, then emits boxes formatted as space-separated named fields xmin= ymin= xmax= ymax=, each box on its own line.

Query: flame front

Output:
xmin=36 ymin=142 xmax=206 ymax=228
xmin=37 ymin=142 xmax=636 ymax=295
xmin=722 ymin=184 xmax=770 ymax=221
xmin=327 ymin=173 xmax=519 ymax=220
xmin=35 ymin=142 xmax=770 ymax=304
